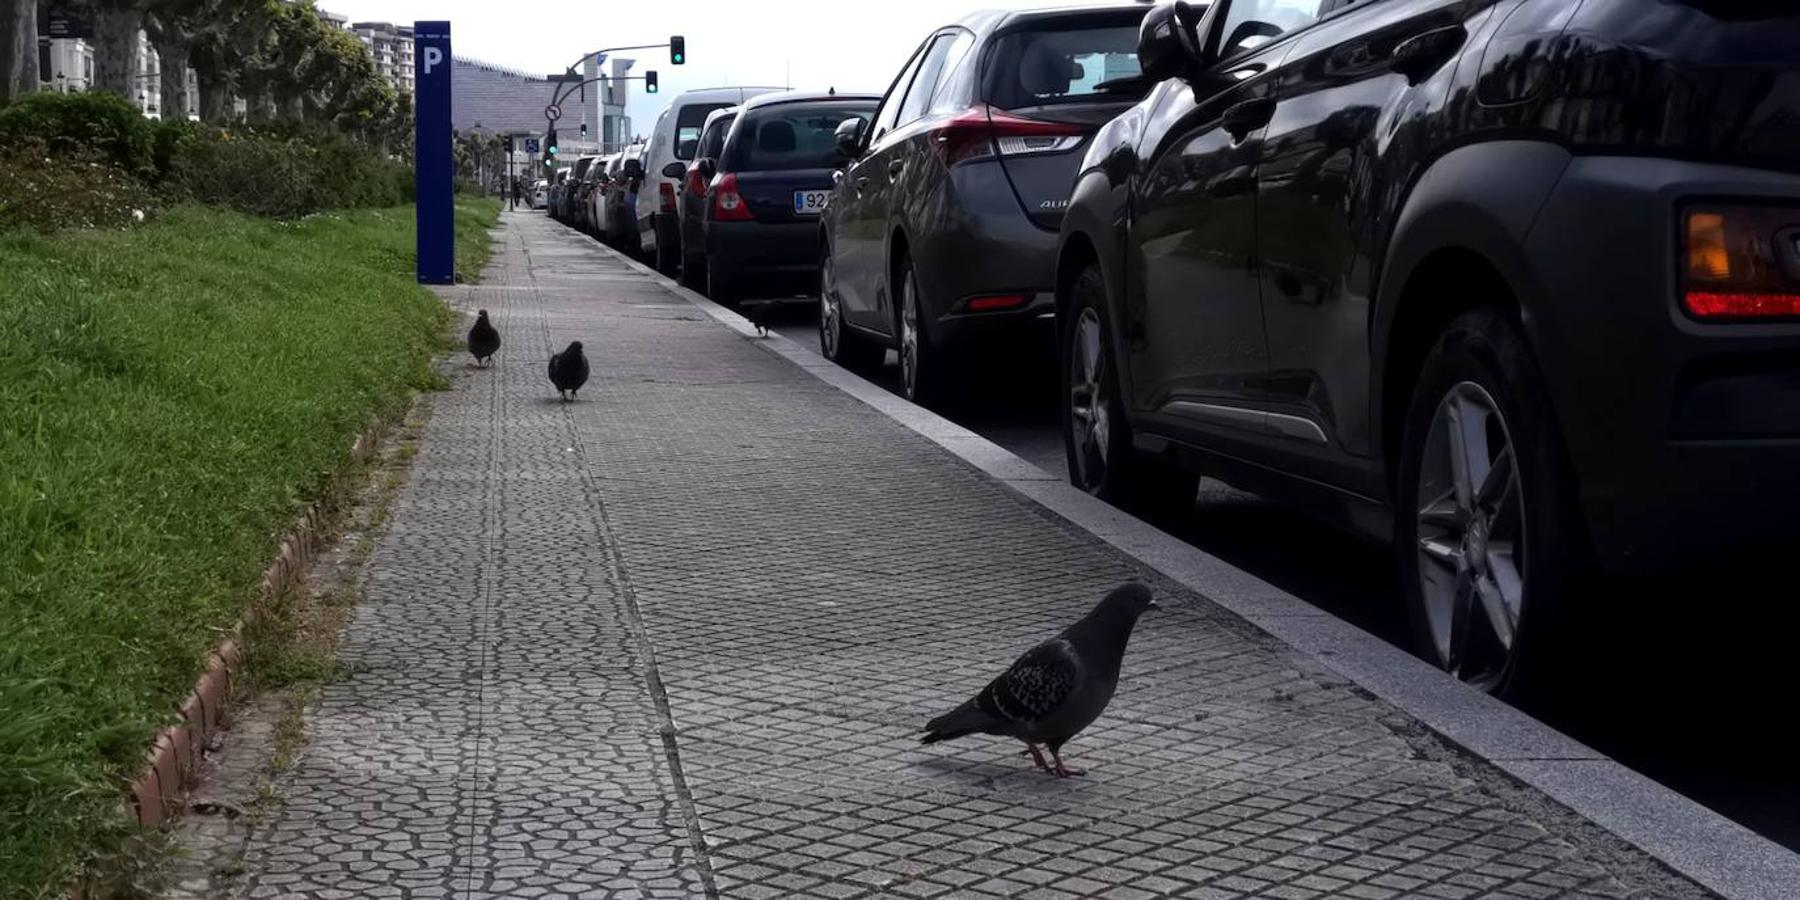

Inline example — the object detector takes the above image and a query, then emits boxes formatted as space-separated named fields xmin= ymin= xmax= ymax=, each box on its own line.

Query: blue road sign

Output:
xmin=525 ymin=138 xmax=540 ymax=154
xmin=414 ymin=21 xmax=453 ymax=285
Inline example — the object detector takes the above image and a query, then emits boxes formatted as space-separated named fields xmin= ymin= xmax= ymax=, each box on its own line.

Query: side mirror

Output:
xmin=696 ymin=157 xmax=717 ymax=182
xmin=1137 ymin=0 xmax=1205 ymax=82
xmin=661 ymin=160 xmax=686 ymax=179
xmin=623 ymin=158 xmax=645 ymax=179
xmin=834 ymin=117 xmax=866 ymax=158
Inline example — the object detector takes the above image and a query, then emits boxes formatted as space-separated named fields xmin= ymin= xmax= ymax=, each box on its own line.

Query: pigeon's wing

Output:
xmin=975 ymin=638 xmax=1080 ymax=726
xmin=548 ymin=352 xmax=561 ymax=379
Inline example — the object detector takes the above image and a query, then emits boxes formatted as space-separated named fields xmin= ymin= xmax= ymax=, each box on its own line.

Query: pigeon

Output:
xmin=745 ymin=301 xmax=776 ymax=338
xmin=467 ymin=309 xmax=501 ymax=366
xmin=548 ymin=341 xmax=589 ymax=401
xmin=921 ymin=582 xmax=1158 ymax=777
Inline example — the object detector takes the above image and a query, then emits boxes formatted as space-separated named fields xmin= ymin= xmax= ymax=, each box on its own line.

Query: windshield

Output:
xmin=729 ymin=102 xmax=878 ymax=172
xmin=698 ymin=114 xmax=737 ymax=161
xmin=981 ymin=23 xmax=1144 ymax=109
xmin=675 ymin=103 xmax=733 ymax=160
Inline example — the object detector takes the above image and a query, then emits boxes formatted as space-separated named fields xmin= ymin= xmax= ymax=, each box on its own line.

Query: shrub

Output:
xmin=0 ymin=140 xmax=158 ymax=232
xmin=0 ymin=92 xmax=154 ymax=176
xmin=160 ymin=125 xmax=411 ymax=218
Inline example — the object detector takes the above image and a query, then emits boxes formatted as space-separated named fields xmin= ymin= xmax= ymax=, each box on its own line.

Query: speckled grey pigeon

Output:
xmin=548 ymin=341 xmax=589 ymax=401
xmin=921 ymin=582 xmax=1158 ymax=777
xmin=467 ymin=310 xmax=500 ymax=366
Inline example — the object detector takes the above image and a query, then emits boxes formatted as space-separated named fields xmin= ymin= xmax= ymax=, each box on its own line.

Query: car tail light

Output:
xmin=710 ymin=173 xmax=753 ymax=222
xmin=933 ymin=106 xmax=1086 ymax=167
xmin=1681 ymin=206 xmax=1800 ymax=320
xmin=965 ymin=294 xmax=1031 ymax=312
xmin=659 ymin=181 xmax=677 ymax=213
xmin=685 ymin=167 xmax=709 ymax=198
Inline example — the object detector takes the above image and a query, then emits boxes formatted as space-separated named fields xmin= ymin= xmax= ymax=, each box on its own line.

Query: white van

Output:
xmin=635 ymin=86 xmax=786 ymax=273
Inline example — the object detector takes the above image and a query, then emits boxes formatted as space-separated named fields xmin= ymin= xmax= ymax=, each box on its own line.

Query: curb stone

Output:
xmin=579 ymin=232 xmax=1800 ymax=900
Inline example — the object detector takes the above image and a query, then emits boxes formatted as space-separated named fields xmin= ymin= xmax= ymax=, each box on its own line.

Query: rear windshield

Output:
xmin=698 ymin=114 xmax=737 ymax=161
xmin=730 ymin=102 xmax=877 ymax=172
xmin=981 ymin=24 xmax=1144 ymax=110
xmin=675 ymin=103 xmax=733 ymax=159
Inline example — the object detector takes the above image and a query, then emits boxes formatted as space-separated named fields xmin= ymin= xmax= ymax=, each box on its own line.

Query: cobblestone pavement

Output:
xmin=235 ymin=213 xmax=1709 ymax=899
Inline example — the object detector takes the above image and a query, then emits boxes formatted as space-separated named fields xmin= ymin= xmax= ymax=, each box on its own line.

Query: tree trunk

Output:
xmin=1 ymin=0 xmax=38 ymax=102
xmin=91 ymin=4 xmax=141 ymax=97
xmin=147 ymin=36 xmax=189 ymax=120
xmin=196 ymin=67 xmax=229 ymax=123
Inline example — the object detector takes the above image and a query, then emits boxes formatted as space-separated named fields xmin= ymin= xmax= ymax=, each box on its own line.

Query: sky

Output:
xmin=320 ymin=0 xmax=1119 ymax=136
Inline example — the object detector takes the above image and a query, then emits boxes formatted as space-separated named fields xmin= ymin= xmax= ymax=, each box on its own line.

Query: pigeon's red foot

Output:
xmin=1022 ymin=744 xmax=1052 ymax=773
xmin=1050 ymin=750 xmax=1084 ymax=778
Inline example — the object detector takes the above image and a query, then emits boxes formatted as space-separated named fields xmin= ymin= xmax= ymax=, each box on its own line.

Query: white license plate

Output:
xmin=794 ymin=190 xmax=831 ymax=215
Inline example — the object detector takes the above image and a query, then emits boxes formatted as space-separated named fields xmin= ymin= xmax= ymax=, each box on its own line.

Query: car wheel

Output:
xmin=1396 ymin=307 xmax=1585 ymax=697
xmin=897 ymin=259 xmax=952 ymax=406
xmin=1060 ymin=263 xmax=1197 ymax=517
xmin=680 ymin=249 xmax=708 ymax=290
xmin=707 ymin=264 xmax=739 ymax=307
xmin=820 ymin=249 xmax=882 ymax=371
xmin=655 ymin=219 xmax=680 ymax=275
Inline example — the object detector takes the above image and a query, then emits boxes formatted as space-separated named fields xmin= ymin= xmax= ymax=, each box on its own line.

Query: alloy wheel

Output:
xmin=820 ymin=255 xmax=842 ymax=359
xmin=1415 ymin=381 xmax=1525 ymax=689
xmin=1068 ymin=307 xmax=1110 ymax=491
xmin=900 ymin=270 xmax=921 ymax=400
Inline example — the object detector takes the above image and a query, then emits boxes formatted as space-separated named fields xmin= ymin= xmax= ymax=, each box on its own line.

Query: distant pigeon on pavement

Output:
xmin=745 ymin=301 xmax=775 ymax=337
xmin=467 ymin=309 xmax=500 ymax=366
xmin=548 ymin=341 xmax=589 ymax=402
xmin=921 ymin=582 xmax=1158 ymax=777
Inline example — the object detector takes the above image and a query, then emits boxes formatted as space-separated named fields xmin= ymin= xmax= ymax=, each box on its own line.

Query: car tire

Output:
xmin=820 ymin=248 xmax=882 ymax=371
xmin=1059 ymin=263 xmax=1197 ymax=518
xmin=896 ymin=257 xmax=954 ymax=407
xmin=680 ymin=249 xmax=708 ymax=290
xmin=1395 ymin=307 xmax=1586 ymax=698
xmin=707 ymin=264 xmax=739 ymax=307
xmin=654 ymin=218 xmax=680 ymax=275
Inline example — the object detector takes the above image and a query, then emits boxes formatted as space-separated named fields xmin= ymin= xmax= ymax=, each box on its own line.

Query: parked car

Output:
xmin=559 ymin=155 xmax=601 ymax=222
xmin=604 ymin=144 xmax=648 ymax=250
xmin=545 ymin=169 xmax=569 ymax=217
xmin=638 ymin=86 xmax=788 ymax=274
xmin=529 ymin=179 xmax=549 ymax=210
xmin=819 ymin=3 xmax=1155 ymax=404
xmin=677 ymin=105 xmax=740 ymax=290
xmin=695 ymin=92 xmax=879 ymax=305
xmin=586 ymin=153 xmax=620 ymax=238
xmin=1055 ymin=0 xmax=1800 ymax=696
xmin=573 ymin=164 xmax=604 ymax=234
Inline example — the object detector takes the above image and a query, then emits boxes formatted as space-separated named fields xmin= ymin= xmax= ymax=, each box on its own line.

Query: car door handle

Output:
xmin=888 ymin=159 xmax=906 ymax=178
xmin=1222 ymin=97 xmax=1276 ymax=142
xmin=1390 ymin=24 xmax=1466 ymax=84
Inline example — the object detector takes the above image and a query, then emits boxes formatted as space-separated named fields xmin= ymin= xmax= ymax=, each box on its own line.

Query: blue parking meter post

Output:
xmin=414 ymin=21 xmax=454 ymax=284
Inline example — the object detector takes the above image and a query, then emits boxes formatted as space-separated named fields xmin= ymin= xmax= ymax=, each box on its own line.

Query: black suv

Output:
xmin=1057 ymin=0 xmax=1800 ymax=694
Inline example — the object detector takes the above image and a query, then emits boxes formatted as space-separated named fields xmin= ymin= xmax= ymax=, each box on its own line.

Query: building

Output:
xmin=36 ymin=27 xmax=195 ymax=120
xmin=448 ymin=53 xmax=644 ymax=180
xmin=350 ymin=22 xmax=415 ymax=96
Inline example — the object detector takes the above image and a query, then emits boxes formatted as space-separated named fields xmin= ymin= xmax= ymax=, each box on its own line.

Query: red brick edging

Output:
xmin=124 ymin=429 xmax=382 ymax=827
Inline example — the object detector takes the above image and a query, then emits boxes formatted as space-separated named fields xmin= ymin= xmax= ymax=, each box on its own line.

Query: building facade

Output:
xmin=349 ymin=21 xmax=415 ymax=97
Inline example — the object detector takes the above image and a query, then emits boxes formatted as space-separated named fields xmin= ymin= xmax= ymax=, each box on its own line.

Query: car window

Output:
xmin=698 ymin=114 xmax=737 ymax=161
xmin=1215 ymin=0 xmax=1327 ymax=60
xmin=729 ymin=102 xmax=880 ymax=172
xmin=674 ymin=103 xmax=733 ymax=160
xmin=981 ymin=22 xmax=1145 ymax=110
xmin=871 ymin=38 xmax=934 ymax=141
xmin=897 ymin=34 xmax=959 ymax=126
xmin=927 ymin=31 xmax=978 ymax=114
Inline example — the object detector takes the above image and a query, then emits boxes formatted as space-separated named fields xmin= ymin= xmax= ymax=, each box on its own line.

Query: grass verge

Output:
xmin=0 ymin=198 xmax=500 ymax=898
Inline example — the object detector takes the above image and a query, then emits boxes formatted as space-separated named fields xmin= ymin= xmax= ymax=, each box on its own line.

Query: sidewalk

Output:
xmin=235 ymin=212 xmax=1708 ymax=899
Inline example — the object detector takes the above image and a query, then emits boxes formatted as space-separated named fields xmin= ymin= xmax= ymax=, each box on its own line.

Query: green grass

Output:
xmin=0 ymin=198 xmax=501 ymax=898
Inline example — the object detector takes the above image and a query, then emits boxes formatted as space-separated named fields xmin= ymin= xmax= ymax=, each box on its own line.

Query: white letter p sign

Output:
xmin=423 ymin=46 xmax=443 ymax=74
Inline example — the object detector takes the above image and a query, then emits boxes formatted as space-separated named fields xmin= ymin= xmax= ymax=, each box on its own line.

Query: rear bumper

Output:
xmin=1522 ymin=155 xmax=1800 ymax=575
xmin=911 ymin=159 xmax=1060 ymax=348
xmin=706 ymin=220 xmax=821 ymax=277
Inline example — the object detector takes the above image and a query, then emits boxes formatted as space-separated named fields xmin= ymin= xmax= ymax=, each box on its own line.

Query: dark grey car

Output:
xmin=819 ymin=4 xmax=1153 ymax=405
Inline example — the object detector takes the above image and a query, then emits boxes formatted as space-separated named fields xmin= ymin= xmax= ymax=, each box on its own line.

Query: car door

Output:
xmin=835 ymin=35 xmax=945 ymax=334
xmin=1255 ymin=0 xmax=1466 ymax=489
xmin=1125 ymin=18 xmax=1296 ymax=441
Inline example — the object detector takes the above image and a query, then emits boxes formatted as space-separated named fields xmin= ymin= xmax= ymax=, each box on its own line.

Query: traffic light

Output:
xmin=546 ymin=129 xmax=558 ymax=156
xmin=645 ymin=70 xmax=658 ymax=94
xmin=579 ymin=122 xmax=588 ymax=139
xmin=670 ymin=35 xmax=685 ymax=65
xmin=504 ymin=135 xmax=514 ymax=152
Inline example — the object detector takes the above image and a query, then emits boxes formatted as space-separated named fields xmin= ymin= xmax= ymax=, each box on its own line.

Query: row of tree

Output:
xmin=0 ymin=0 xmax=407 ymax=142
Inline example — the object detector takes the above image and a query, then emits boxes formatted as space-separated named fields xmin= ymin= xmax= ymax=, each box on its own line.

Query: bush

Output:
xmin=160 ymin=125 xmax=411 ymax=218
xmin=0 ymin=92 xmax=154 ymax=176
xmin=0 ymin=139 xmax=159 ymax=232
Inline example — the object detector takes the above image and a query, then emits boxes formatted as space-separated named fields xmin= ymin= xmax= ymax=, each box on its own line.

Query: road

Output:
xmin=751 ymin=297 xmax=1800 ymax=855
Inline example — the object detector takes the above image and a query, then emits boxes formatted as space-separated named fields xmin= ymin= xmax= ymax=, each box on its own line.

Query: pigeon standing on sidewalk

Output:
xmin=548 ymin=341 xmax=589 ymax=401
xmin=467 ymin=310 xmax=501 ymax=366
xmin=920 ymin=582 xmax=1158 ymax=777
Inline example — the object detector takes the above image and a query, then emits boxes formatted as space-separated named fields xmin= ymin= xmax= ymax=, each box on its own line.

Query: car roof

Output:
xmin=702 ymin=105 xmax=740 ymax=130
xmin=664 ymin=86 xmax=789 ymax=106
xmin=953 ymin=2 xmax=1149 ymax=37
xmin=740 ymin=90 xmax=882 ymax=111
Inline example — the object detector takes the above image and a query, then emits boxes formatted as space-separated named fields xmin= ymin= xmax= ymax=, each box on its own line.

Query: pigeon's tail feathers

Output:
xmin=921 ymin=701 xmax=999 ymax=745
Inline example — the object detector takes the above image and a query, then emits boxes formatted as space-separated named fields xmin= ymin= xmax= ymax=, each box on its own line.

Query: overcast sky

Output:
xmin=320 ymin=0 xmax=1119 ymax=134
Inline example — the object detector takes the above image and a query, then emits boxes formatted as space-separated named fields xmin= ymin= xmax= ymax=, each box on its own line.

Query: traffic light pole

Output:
xmin=544 ymin=76 xmax=661 ymax=161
